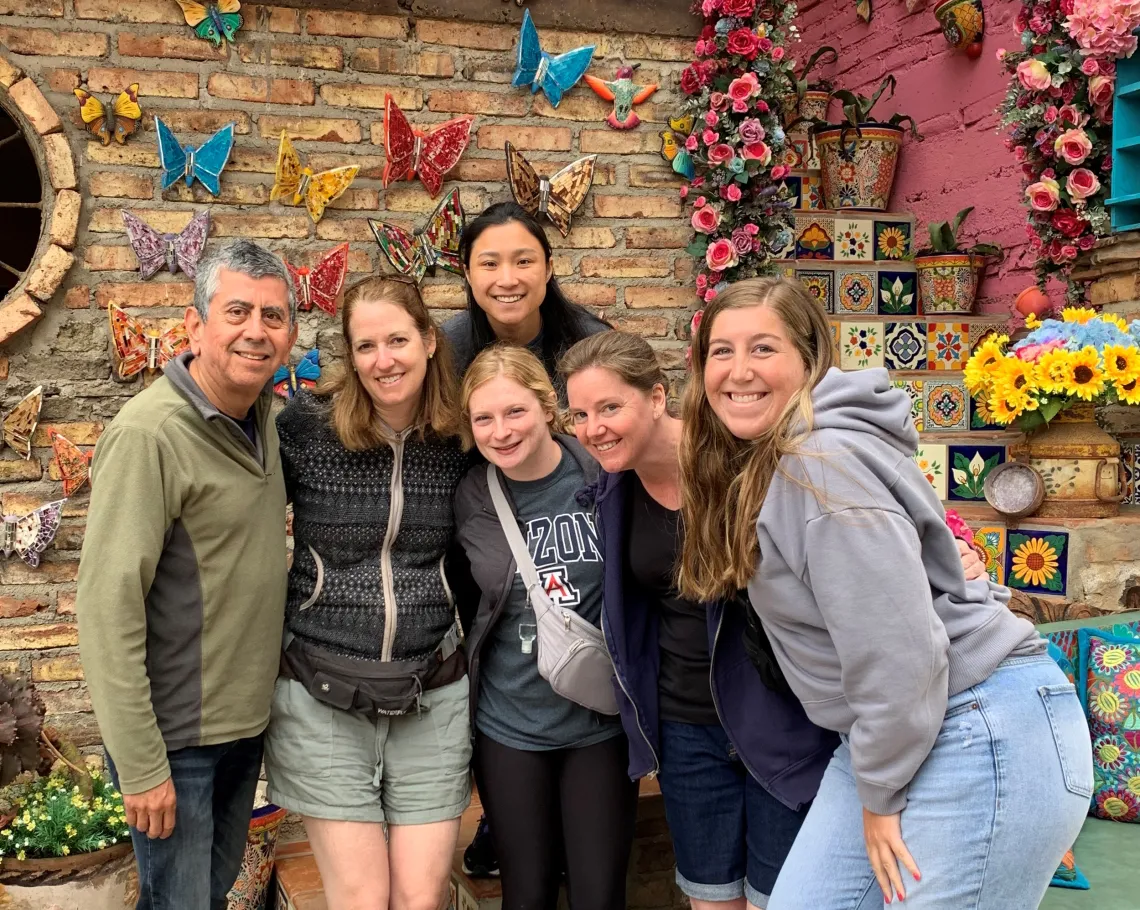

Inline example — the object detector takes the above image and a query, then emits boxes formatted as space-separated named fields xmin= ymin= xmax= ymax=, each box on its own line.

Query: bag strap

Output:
xmin=486 ymin=463 xmax=548 ymax=616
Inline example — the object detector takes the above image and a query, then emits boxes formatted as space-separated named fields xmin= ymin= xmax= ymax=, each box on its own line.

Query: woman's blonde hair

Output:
xmin=319 ymin=276 xmax=460 ymax=450
xmin=459 ymin=344 xmax=571 ymax=451
xmin=677 ymin=277 xmax=838 ymax=602
xmin=558 ymin=330 xmax=667 ymax=396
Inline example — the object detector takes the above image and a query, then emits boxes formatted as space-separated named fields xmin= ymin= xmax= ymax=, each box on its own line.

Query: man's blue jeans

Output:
xmin=108 ymin=736 xmax=264 ymax=910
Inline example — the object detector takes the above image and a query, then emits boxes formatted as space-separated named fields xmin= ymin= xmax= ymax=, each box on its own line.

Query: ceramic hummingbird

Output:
xmin=584 ymin=64 xmax=657 ymax=130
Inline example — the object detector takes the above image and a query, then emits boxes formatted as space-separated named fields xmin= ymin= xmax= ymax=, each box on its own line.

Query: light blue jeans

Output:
xmin=769 ymin=653 xmax=1092 ymax=909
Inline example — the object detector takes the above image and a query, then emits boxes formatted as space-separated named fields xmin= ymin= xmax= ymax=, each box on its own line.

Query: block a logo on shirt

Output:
xmin=519 ymin=511 xmax=601 ymax=610
xmin=537 ymin=565 xmax=580 ymax=607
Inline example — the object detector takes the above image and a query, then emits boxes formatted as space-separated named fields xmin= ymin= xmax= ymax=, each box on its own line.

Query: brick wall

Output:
xmin=0 ymin=1 xmax=697 ymax=749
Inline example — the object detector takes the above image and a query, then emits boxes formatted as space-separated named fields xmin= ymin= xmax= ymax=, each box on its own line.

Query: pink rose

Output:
xmin=1060 ymin=244 xmax=1078 ymax=260
xmin=1088 ymin=75 xmax=1115 ymax=108
xmin=725 ymin=183 xmax=742 ymax=202
xmin=1066 ymin=167 xmax=1101 ymax=200
xmin=1054 ymin=128 xmax=1093 ymax=165
xmin=704 ymin=111 xmax=719 ymax=127
xmin=772 ymin=46 xmax=785 ymax=61
xmin=1017 ymin=58 xmax=1052 ymax=92
xmin=696 ymin=273 xmax=707 ymax=292
xmin=702 ymin=129 xmax=719 ymax=146
xmin=757 ymin=37 xmax=773 ymax=53
xmin=1058 ymin=104 xmax=1084 ymax=126
xmin=1081 ymin=57 xmax=1099 ymax=75
xmin=1016 ymin=338 xmax=1064 ymax=361
xmin=738 ymin=118 xmax=765 ymax=143
xmin=744 ymin=223 xmax=759 ymax=235
xmin=1014 ymin=145 xmax=1028 ymax=162
xmin=703 ymin=288 xmax=719 ymax=302
xmin=756 ymin=100 xmax=769 ymax=113
xmin=733 ymin=99 xmax=749 ymax=114
xmin=1026 ymin=177 xmax=1061 ymax=211
xmin=771 ymin=164 xmax=789 ymax=179
xmin=679 ymin=185 xmax=689 ymax=200
xmin=1044 ymin=106 xmax=1058 ymax=124
xmin=710 ymin=92 xmax=728 ymax=111
xmin=685 ymin=134 xmax=699 ymax=152
xmin=707 ymin=143 xmax=736 ymax=165
xmin=741 ymin=141 xmax=771 ymax=165
xmin=691 ymin=205 xmax=720 ymax=234
xmin=731 ymin=227 xmax=752 ymax=255
xmin=727 ymin=73 xmax=759 ymax=102
xmin=1078 ymin=234 xmax=1096 ymax=250
xmin=694 ymin=195 xmax=707 ymax=208
xmin=706 ymin=238 xmax=740 ymax=271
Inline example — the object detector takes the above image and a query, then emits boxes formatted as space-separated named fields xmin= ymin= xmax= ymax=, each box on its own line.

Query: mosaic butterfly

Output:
xmin=49 ymin=431 xmax=92 ymax=498
xmin=74 ymin=83 xmax=141 ymax=147
xmin=660 ymin=115 xmax=696 ymax=181
xmin=177 ymin=0 xmax=243 ymax=48
xmin=382 ymin=95 xmax=472 ymax=199
xmin=274 ymin=349 xmax=321 ymax=400
xmin=156 ymin=117 xmax=235 ymax=196
xmin=512 ymin=8 xmax=594 ymax=108
xmin=369 ymin=189 xmax=465 ymax=284
xmin=108 ymin=304 xmax=191 ymax=380
xmin=122 ymin=210 xmax=210 ymax=280
xmin=285 ymin=244 xmax=349 ymax=317
xmin=0 ymin=500 xmax=64 ymax=569
xmin=1 ymin=387 xmax=42 ymax=461
xmin=270 ymin=132 xmax=359 ymax=225
xmin=505 ymin=142 xmax=596 ymax=238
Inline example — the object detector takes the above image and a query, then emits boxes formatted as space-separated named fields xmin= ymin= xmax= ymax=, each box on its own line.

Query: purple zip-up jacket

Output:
xmin=595 ymin=469 xmax=838 ymax=811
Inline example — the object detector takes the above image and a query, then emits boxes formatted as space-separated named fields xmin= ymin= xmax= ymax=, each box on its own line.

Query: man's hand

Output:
xmin=957 ymin=538 xmax=987 ymax=581
xmin=123 ymin=777 xmax=177 ymax=839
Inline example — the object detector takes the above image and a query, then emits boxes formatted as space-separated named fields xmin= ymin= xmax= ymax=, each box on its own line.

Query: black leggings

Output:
xmin=473 ymin=731 xmax=639 ymax=910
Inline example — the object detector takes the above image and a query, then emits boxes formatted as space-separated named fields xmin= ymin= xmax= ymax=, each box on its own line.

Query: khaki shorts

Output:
xmin=264 ymin=675 xmax=472 ymax=825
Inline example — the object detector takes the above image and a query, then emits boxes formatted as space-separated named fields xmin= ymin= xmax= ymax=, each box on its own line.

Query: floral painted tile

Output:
xmin=878 ymin=271 xmax=918 ymax=315
xmin=836 ymin=270 xmax=876 ymax=314
xmin=874 ymin=220 xmax=911 ymax=261
xmin=924 ymin=378 xmax=968 ymax=431
xmin=972 ymin=526 xmax=1007 ymax=585
xmin=892 ymin=379 xmax=924 ymax=431
xmin=781 ymin=175 xmax=803 ymax=209
xmin=947 ymin=445 xmax=1006 ymax=501
xmin=1006 ymin=529 xmax=1069 ymax=595
xmin=801 ymin=173 xmax=823 ymax=210
xmin=970 ymin=393 xmax=1004 ymax=430
xmin=884 ymin=322 xmax=927 ymax=371
xmin=796 ymin=268 xmax=834 ymax=313
xmin=779 ymin=143 xmax=802 ymax=169
xmin=840 ymin=322 xmax=884 ymax=370
xmin=835 ymin=219 xmax=875 ymax=262
xmin=795 ymin=215 xmax=834 ymax=260
xmin=914 ymin=444 xmax=948 ymax=499
xmin=927 ymin=322 xmax=969 ymax=371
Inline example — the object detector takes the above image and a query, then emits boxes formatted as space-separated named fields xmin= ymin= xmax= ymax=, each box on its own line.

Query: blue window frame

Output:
xmin=1109 ymin=53 xmax=1140 ymax=230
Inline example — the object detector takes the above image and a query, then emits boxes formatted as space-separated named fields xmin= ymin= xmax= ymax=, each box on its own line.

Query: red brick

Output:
xmin=46 ymin=69 xmax=80 ymax=93
xmin=421 ymin=284 xmax=466 ymax=310
xmin=416 ymin=19 xmax=515 ymax=50
xmin=43 ymin=133 xmax=76 ymax=189
xmin=227 ymin=148 xmax=279 ymax=174
xmin=39 ymin=687 xmax=92 ymax=715
xmin=149 ymin=109 xmax=251 ymax=136
xmin=626 ymin=226 xmax=691 ymax=249
xmin=0 ymin=0 xmax=62 ymax=13
xmin=9 ymin=78 xmax=61 ymax=134
xmin=118 ymin=33 xmax=225 ymax=62
xmin=0 ymin=597 xmax=46 ymax=619
xmin=32 ymin=656 xmax=84 ymax=682
xmin=579 ymin=130 xmax=660 ymax=154
xmin=0 ymin=55 xmax=19 ymax=88
xmin=0 ymin=27 xmax=108 ymax=57
xmin=238 ymin=42 xmax=343 ymax=71
xmin=169 ymin=181 xmax=269 ymax=206
xmin=85 ymin=245 xmax=139 ymax=271
xmin=320 ymin=84 xmax=422 ymax=111
xmin=85 ymin=142 xmax=159 ymax=167
xmin=624 ymin=287 xmax=698 ymax=309
xmin=0 ymin=461 xmax=42 ymax=483
xmin=309 ymin=152 xmax=383 ymax=180
xmin=56 ymin=592 xmax=76 ymax=615
xmin=0 ymin=294 xmax=42 ymax=343
xmin=270 ymin=79 xmax=315 ymax=106
xmin=383 ymin=186 xmax=488 ymax=214
xmin=86 ymin=67 xmax=198 ymax=99
xmin=207 ymin=74 xmax=266 ymax=102
xmin=579 ymin=256 xmax=672 ymax=279
xmin=629 ymin=166 xmax=685 ymax=189
xmin=64 ymin=286 xmax=90 ymax=309
xmin=563 ymin=284 xmax=618 ymax=308
xmin=351 ymin=48 xmax=454 ymax=78
xmin=315 ymin=219 xmax=373 ymax=243
xmin=210 ymin=214 xmax=310 ymax=239
xmin=452 ymin=158 xmax=508 ymax=182
xmin=326 ymin=188 xmax=381 ymax=211
xmin=548 ymin=227 xmax=616 ymax=250
xmin=259 ymin=115 xmax=360 ymax=143
xmin=25 ymin=244 xmax=74 ymax=302
xmin=593 ymin=195 xmax=682 ymax=219
xmin=622 ymin=35 xmax=695 ymax=61
xmin=89 ymin=172 xmax=153 ymax=199
xmin=305 ymin=10 xmax=406 ymax=38
xmin=613 ymin=314 xmax=671 ymax=337
xmin=476 ymin=125 xmax=571 ymax=152
xmin=94 ymin=282 xmax=194 ymax=309
xmin=75 ymin=0 xmax=182 ymax=22
xmin=0 ymin=623 xmax=77 ymax=648
xmin=89 ymin=208 xmax=193 ymax=233
xmin=33 ymin=422 xmax=102 ymax=448
xmin=532 ymin=94 xmax=610 ymax=122
xmin=429 ymin=90 xmax=528 ymax=117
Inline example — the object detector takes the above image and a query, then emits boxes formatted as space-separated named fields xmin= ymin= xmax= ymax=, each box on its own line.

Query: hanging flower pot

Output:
xmin=914 ymin=207 xmax=1001 ymax=314
xmin=934 ymin=0 xmax=985 ymax=54
xmin=815 ymin=123 xmax=904 ymax=210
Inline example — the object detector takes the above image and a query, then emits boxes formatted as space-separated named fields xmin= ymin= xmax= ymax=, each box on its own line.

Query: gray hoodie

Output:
xmin=749 ymin=367 xmax=1043 ymax=815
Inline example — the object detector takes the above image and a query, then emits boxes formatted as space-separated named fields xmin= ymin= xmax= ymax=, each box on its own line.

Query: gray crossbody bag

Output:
xmin=486 ymin=463 xmax=619 ymax=716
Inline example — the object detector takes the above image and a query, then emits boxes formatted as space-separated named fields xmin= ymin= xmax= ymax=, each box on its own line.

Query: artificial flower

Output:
xmin=727 ymin=73 xmax=760 ymax=102
xmin=1026 ymin=177 xmax=1061 ymax=211
xmin=1066 ymin=167 xmax=1102 ymax=201
xmin=741 ymin=141 xmax=772 ymax=164
xmin=1061 ymin=345 xmax=1107 ymax=400
xmin=721 ymin=0 xmax=757 ymax=15
xmin=992 ymin=356 xmax=1040 ymax=398
xmin=1088 ymin=74 xmax=1115 ymax=107
xmin=1062 ymin=305 xmax=1098 ymax=323
xmin=708 ymin=143 xmax=736 ymax=165
xmin=963 ymin=335 xmax=1009 ymax=395
xmin=1017 ymin=58 xmax=1052 ymax=91
xmin=726 ymin=28 xmax=761 ymax=59
xmin=692 ymin=206 xmax=720 ymax=234
xmin=706 ymin=238 xmax=740 ymax=271
xmin=1054 ymin=129 xmax=1093 ymax=165
xmin=1052 ymin=208 xmax=1088 ymax=237
xmin=738 ymin=118 xmax=765 ymax=143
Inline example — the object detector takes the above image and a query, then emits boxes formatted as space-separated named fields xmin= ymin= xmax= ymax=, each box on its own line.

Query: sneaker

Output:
xmin=462 ymin=814 xmax=499 ymax=878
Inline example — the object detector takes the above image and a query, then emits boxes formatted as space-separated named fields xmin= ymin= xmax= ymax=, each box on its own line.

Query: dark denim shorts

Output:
xmin=657 ymin=721 xmax=809 ymax=906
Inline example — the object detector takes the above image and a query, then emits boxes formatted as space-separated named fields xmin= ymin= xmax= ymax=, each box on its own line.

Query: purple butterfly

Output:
xmin=122 ymin=210 xmax=210 ymax=280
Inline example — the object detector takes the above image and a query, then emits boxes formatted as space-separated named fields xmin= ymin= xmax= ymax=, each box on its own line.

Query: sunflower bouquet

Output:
xmin=964 ymin=307 xmax=1140 ymax=431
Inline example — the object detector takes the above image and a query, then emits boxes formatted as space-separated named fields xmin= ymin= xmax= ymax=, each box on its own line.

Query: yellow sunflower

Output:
xmin=987 ymin=387 xmax=1037 ymax=424
xmin=1058 ymin=345 xmax=1107 ymax=400
xmin=877 ymin=226 xmax=908 ymax=259
xmin=1024 ymin=312 xmax=1042 ymax=329
xmin=963 ymin=336 xmax=1009 ymax=396
xmin=1061 ymin=306 xmax=1098 ymax=324
xmin=1102 ymin=313 xmax=1130 ymax=332
xmin=1034 ymin=348 xmax=1073 ymax=394
xmin=1102 ymin=344 xmax=1140 ymax=409
xmin=1010 ymin=537 xmax=1060 ymax=588
xmin=991 ymin=356 xmax=1039 ymax=399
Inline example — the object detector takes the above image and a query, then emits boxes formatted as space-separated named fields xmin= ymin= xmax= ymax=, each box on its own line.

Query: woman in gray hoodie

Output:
xmin=676 ymin=277 xmax=1092 ymax=909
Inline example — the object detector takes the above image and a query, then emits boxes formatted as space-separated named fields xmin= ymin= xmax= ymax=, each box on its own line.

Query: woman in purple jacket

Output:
xmin=560 ymin=331 xmax=985 ymax=910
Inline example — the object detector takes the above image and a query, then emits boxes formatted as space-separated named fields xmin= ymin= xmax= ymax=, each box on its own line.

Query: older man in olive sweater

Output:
xmin=77 ymin=240 xmax=297 ymax=910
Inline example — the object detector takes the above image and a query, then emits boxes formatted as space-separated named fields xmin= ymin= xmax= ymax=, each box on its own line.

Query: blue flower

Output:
xmin=729 ymin=157 xmax=745 ymax=174
xmin=715 ymin=18 xmax=733 ymax=35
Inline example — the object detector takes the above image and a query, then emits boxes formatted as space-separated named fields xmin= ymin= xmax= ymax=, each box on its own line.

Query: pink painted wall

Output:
xmin=796 ymin=0 xmax=1037 ymax=312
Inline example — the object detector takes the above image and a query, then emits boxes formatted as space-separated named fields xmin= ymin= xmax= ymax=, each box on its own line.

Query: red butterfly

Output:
xmin=49 ymin=430 xmax=92 ymax=498
xmin=382 ymin=94 xmax=473 ymax=198
xmin=285 ymin=243 xmax=349 ymax=317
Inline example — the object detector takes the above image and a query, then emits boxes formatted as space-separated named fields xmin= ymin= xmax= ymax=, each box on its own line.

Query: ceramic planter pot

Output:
xmin=814 ymin=123 xmax=903 ymax=211
xmin=227 ymin=803 xmax=288 ymax=909
xmin=935 ymin=0 xmax=985 ymax=51
xmin=915 ymin=252 xmax=982 ymax=315
xmin=781 ymin=90 xmax=831 ymax=126
xmin=0 ymin=842 xmax=136 ymax=909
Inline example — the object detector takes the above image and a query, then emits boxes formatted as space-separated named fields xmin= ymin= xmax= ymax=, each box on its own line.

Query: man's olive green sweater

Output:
xmin=77 ymin=354 xmax=287 ymax=794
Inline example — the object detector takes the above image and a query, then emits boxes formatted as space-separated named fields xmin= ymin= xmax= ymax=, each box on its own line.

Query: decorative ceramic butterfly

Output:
xmin=285 ymin=244 xmax=349 ymax=317
xmin=368 ymin=189 xmax=465 ymax=284
xmin=49 ymin=431 xmax=92 ymax=498
xmin=122 ymin=210 xmax=210 ymax=280
xmin=108 ymin=304 xmax=191 ymax=379
xmin=660 ymin=115 xmax=696 ymax=181
xmin=270 ymin=132 xmax=359 ymax=224
xmin=382 ymin=95 xmax=473 ymax=199
xmin=512 ymin=8 xmax=594 ymax=108
xmin=0 ymin=500 xmax=64 ymax=569
xmin=177 ymin=0 xmax=243 ymax=48
xmin=505 ymin=142 xmax=596 ymax=237
xmin=74 ymin=83 xmax=141 ymax=146
xmin=274 ymin=350 xmax=321 ymax=399
xmin=1 ymin=387 xmax=42 ymax=461
xmin=156 ymin=117 xmax=235 ymax=196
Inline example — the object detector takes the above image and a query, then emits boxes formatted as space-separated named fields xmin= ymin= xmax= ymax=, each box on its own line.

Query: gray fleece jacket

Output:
xmin=749 ymin=367 xmax=1042 ymax=815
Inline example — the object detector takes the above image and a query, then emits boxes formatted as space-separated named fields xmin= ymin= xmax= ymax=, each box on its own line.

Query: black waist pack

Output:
xmin=734 ymin=592 xmax=792 ymax=696
xmin=280 ymin=625 xmax=465 ymax=718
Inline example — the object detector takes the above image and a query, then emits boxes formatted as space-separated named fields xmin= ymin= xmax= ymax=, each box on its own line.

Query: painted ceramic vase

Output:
xmin=935 ymin=0 xmax=985 ymax=51
xmin=781 ymin=90 xmax=831 ymax=126
xmin=814 ymin=124 xmax=903 ymax=211
xmin=1007 ymin=405 xmax=1125 ymax=518
xmin=227 ymin=804 xmax=288 ymax=909
xmin=915 ymin=253 xmax=981 ymax=315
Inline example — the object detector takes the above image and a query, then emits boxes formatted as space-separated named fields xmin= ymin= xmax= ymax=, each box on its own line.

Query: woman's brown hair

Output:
xmin=558 ymin=330 xmax=666 ymax=396
xmin=677 ymin=277 xmax=839 ymax=602
xmin=318 ymin=276 xmax=460 ymax=450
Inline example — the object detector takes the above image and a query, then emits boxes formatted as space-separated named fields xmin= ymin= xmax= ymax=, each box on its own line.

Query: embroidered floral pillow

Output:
xmin=1078 ymin=628 xmax=1140 ymax=823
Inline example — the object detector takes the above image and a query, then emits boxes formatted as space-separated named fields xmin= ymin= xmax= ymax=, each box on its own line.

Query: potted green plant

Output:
xmin=810 ymin=75 xmax=921 ymax=211
xmin=914 ymin=206 xmax=1001 ymax=315
xmin=783 ymin=46 xmax=838 ymax=125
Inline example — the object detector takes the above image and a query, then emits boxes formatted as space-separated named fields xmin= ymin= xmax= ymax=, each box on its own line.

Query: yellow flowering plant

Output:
xmin=964 ymin=307 xmax=1140 ymax=430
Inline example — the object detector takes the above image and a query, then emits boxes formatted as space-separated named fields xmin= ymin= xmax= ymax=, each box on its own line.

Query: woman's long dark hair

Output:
xmin=458 ymin=201 xmax=602 ymax=377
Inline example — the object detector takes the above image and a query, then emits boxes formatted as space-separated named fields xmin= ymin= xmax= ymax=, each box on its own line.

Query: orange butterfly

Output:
xmin=49 ymin=431 xmax=92 ymax=497
xmin=108 ymin=304 xmax=190 ymax=379
xmin=1 ymin=387 xmax=42 ymax=460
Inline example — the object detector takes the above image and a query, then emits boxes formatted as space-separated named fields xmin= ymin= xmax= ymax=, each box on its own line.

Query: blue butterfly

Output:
xmin=155 ymin=117 xmax=235 ymax=196
xmin=273 ymin=349 xmax=321 ymax=399
xmin=511 ymin=8 xmax=594 ymax=108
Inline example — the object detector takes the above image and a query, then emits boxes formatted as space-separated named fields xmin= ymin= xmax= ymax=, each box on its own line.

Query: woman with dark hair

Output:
xmin=444 ymin=201 xmax=609 ymax=399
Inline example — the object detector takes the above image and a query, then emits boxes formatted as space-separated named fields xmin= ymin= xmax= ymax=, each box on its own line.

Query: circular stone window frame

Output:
xmin=0 ymin=52 xmax=79 ymax=345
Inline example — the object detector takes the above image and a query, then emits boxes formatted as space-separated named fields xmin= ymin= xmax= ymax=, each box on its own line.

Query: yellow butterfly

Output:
xmin=270 ymin=132 xmax=359 ymax=225
xmin=74 ymin=83 xmax=142 ymax=146
xmin=177 ymin=0 xmax=243 ymax=48
xmin=660 ymin=115 xmax=695 ymax=180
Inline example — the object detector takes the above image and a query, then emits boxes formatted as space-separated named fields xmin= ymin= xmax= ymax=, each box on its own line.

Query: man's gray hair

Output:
xmin=192 ymin=239 xmax=297 ymax=325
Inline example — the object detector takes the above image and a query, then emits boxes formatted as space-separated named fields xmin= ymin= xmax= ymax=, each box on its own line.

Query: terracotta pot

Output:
xmin=1014 ymin=285 xmax=1052 ymax=319
xmin=1007 ymin=405 xmax=1125 ymax=518
xmin=814 ymin=123 xmax=903 ymax=211
xmin=935 ymin=0 xmax=985 ymax=51
xmin=915 ymin=253 xmax=982 ymax=315
xmin=0 ymin=841 xmax=136 ymax=910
